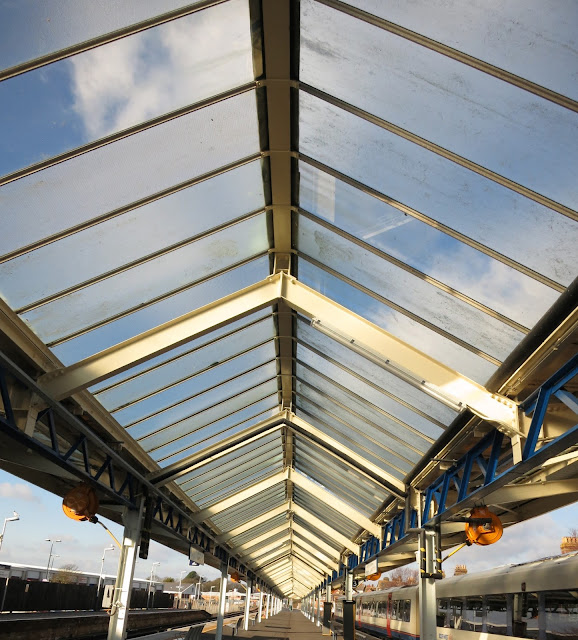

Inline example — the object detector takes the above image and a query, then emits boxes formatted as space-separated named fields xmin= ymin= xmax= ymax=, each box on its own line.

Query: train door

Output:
xmin=387 ymin=593 xmax=392 ymax=637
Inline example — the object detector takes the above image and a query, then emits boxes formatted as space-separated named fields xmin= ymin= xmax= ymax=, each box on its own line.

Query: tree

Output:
xmin=163 ymin=576 xmax=175 ymax=582
xmin=182 ymin=570 xmax=202 ymax=583
xmin=388 ymin=567 xmax=418 ymax=586
xmin=52 ymin=563 xmax=81 ymax=583
xmin=568 ymin=527 xmax=578 ymax=537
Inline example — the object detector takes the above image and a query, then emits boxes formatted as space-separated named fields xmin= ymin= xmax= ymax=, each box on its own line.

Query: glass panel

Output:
xmin=97 ymin=317 xmax=275 ymax=411
xmin=346 ymin=0 xmax=578 ymax=99
xmin=296 ymin=316 xmax=457 ymax=426
xmin=486 ymin=594 xmax=508 ymax=635
xmin=90 ymin=311 xmax=271 ymax=393
xmin=301 ymin=0 xmax=578 ymax=209
xmin=0 ymin=0 xmax=209 ymax=70
xmin=293 ymin=486 xmax=359 ymax=538
xmin=296 ymin=372 xmax=423 ymax=462
xmin=299 ymin=162 xmax=559 ymax=326
xmin=1 ymin=89 xmax=259 ymax=256
xmin=230 ymin=514 xmax=288 ymax=546
xmin=295 ymin=398 xmax=409 ymax=478
xmin=299 ymin=91 xmax=578 ymax=288
xmin=114 ymin=341 xmax=275 ymax=426
xmin=0 ymin=0 xmax=254 ymax=177
xmin=544 ymin=590 xmax=578 ymax=640
xmin=23 ymin=213 xmax=269 ymax=343
xmin=297 ymin=341 xmax=443 ymax=442
xmin=297 ymin=210 xmax=526 ymax=362
xmin=155 ymin=401 xmax=279 ymax=465
xmin=298 ymin=258 xmax=497 ymax=384
xmin=1 ymin=161 xmax=265 ymax=310
xmin=52 ymin=255 xmax=270 ymax=364
xmin=137 ymin=376 xmax=278 ymax=451
xmin=130 ymin=360 xmax=277 ymax=440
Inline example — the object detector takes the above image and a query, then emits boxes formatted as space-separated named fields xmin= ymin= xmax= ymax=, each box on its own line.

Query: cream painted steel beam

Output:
xmin=237 ymin=524 xmax=289 ymax=553
xmin=192 ymin=469 xmax=288 ymax=522
xmin=38 ymin=274 xmax=283 ymax=400
xmin=291 ymin=522 xmax=341 ymax=560
xmin=290 ymin=555 xmax=326 ymax=581
xmin=280 ymin=275 xmax=517 ymax=431
xmin=290 ymin=468 xmax=381 ymax=538
xmin=489 ymin=480 xmax=578 ymax=504
xmin=289 ymin=413 xmax=405 ymax=495
xmin=217 ymin=502 xmax=289 ymax=543
xmin=253 ymin=547 xmax=292 ymax=568
xmin=291 ymin=540 xmax=337 ymax=575
xmin=292 ymin=550 xmax=332 ymax=579
xmin=292 ymin=504 xmax=359 ymax=555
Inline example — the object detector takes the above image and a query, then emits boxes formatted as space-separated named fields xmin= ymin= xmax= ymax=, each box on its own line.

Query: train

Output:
xmin=329 ymin=552 xmax=578 ymax=640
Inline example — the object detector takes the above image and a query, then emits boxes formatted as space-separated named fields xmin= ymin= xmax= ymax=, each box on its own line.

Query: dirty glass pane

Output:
xmin=115 ymin=342 xmax=275 ymax=426
xmin=53 ymin=255 xmax=270 ymax=364
xmin=154 ymin=400 xmax=280 ymax=466
xmin=1 ymin=161 xmax=265 ymax=310
xmin=22 ymin=213 xmax=268 ymax=343
xmin=0 ymin=0 xmax=254 ymax=176
xmin=1 ymin=89 xmax=259 ymax=256
xmin=301 ymin=0 xmax=578 ymax=209
xmin=299 ymin=161 xmax=559 ymax=326
xmin=298 ymin=257 xmax=497 ymax=385
xmin=296 ymin=372 xmax=422 ymax=462
xmin=295 ymin=395 xmax=411 ymax=478
xmin=96 ymin=316 xmax=275 ymax=411
xmin=345 ymin=0 xmax=578 ymax=100
xmin=293 ymin=486 xmax=360 ymax=538
xmin=136 ymin=375 xmax=278 ymax=450
xmin=297 ymin=216 xmax=523 ymax=361
xmin=90 ymin=311 xmax=271 ymax=393
xmin=296 ymin=341 xmax=442 ymax=442
xmin=0 ymin=0 xmax=214 ymax=70
xmin=296 ymin=316 xmax=457 ymax=426
xmin=299 ymin=90 xmax=578 ymax=287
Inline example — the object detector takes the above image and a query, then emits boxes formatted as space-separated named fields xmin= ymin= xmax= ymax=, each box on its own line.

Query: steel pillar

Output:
xmin=265 ymin=591 xmax=271 ymax=618
xmin=107 ymin=501 xmax=144 ymax=640
xmin=316 ymin=588 xmax=321 ymax=626
xmin=243 ymin=579 xmax=252 ymax=630
xmin=418 ymin=531 xmax=437 ymax=640
xmin=215 ymin=562 xmax=228 ymax=640
xmin=258 ymin=590 xmax=264 ymax=623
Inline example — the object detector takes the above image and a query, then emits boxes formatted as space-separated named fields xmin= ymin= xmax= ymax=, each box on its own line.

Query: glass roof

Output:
xmin=0 ymin=0 xmax=576 ymax=598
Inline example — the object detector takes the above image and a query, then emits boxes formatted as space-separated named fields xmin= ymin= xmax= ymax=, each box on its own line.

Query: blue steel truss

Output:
xmin=314 ymin=353 xmax=578 ymax=594
xmin=0 ymin=354 xmax=271 ymax=590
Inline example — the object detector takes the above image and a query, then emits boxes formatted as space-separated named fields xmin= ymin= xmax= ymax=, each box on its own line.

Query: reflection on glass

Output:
xmin=0 ymin=0 xmax=253 ymax=176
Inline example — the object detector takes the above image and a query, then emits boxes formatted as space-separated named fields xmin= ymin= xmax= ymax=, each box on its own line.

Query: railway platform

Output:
xmin=235 ymin=609 xmax=334 ymax=640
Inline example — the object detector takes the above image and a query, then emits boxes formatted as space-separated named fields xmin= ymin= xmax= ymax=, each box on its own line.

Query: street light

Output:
xmin=45 ymin=538 xmax=61 ymax=581
xmin=148 ymin=562 xmax=160 ymax=609
xmin=178 ymin=570 xmax=187 ymax=595
xmin=0 ymin=512 xmax=19 ymax=552
xmin=97 ymin=546 xmax=116 ymax=593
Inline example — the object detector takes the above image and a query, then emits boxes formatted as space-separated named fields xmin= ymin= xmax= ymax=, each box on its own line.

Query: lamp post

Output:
xmin=148 ymin=562 xmax=160 ymax=609
xmin=97 ymin=546 xmax=115 ymax=593
xmin=45 ymin=538 xmax=61 ymax=581
xmin=179 ymin=570 xmax=187 ymax=595
xmin=0 ymin=512 xmax=19 ymax=553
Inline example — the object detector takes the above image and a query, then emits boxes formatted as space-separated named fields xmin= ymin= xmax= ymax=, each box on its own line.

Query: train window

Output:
xmin=463 ymin=596 xmax=484 ymax=631
xmin=544 ymin=590 xmax=578 ymax=640
xmin=377 ymin=601 xmax=387 ymax=618
xmin=437 ymin=598 xmax=450 ymax=627
xmin=403 ymin=599 xmax=411 ymax=623
xmin=449 ymin=597 xmax=464 ymax=630
xmin=392 ymin=600 xmax=399 ymax=620
xmin=513 ymin=592 xmax=540 ymax=639
xmin=486 ymin=594 xmax=508 ymax=636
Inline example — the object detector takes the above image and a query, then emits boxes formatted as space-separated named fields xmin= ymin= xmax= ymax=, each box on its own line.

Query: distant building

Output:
xmin=454 ymin=564 xmax=468 ymax=576
xmin=560 ymin=537 xmax=578 ymax=554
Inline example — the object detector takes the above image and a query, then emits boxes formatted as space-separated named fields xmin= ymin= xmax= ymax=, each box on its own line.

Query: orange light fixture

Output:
xmin=465 ymin=506 xmax=503 ymax=545
xmin=230 ymin=571 xmax=240 ymax=582
xmin=62 ymin=483 xmax=99 ymax=521
xmin=366 ymin=572 xmax=381 ymax=581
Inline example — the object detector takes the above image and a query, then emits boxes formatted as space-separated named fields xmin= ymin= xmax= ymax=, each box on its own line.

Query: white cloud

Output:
xmin=68 ymin=0 xmax=253 ymax=141
xmin=0 ymin=482 xmax=40 ymax=503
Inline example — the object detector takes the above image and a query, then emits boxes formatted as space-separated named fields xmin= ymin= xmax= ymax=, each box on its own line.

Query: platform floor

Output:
xmin=234 ymin=609 xmax=332 ymax=640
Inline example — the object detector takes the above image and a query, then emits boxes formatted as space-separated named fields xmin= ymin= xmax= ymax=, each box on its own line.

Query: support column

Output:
xmin=316 ymin=588 xmax=321 ymax=627
xmin=215 ymin=561 xmax=228 ymax=640
xmin=107 ymin=501 xmax=144 ymax=640
xmin=343 ymin=569 xmax=356 ymax=640
xmin=265 ymin=591 xmax=271 ymax=619
xmin=418 ymin=530 xmax=438 ymax=640
xmin=322 ymin=578 xmax=332 ymax=635
xmin=243 ymin=579 xmax=252 ymax=631
xmin=258 ymin=589 xmax=264 ymax=623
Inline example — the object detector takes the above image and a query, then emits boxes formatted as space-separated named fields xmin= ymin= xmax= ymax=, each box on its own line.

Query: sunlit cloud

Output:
xmin=0 ymin=482 xmax=40 ymax=503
